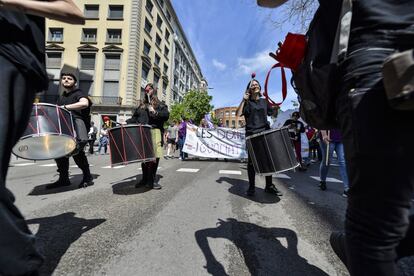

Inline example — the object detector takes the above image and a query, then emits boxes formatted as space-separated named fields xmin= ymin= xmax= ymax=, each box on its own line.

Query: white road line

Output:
xmin=177 ymin=168 xmax=199 ymax=173
xmin=310 ymin=176 xmax=343 ymax=183
xmin=113 ymin=165 xmax=126 ymax=169
xmin=102 ymin=166 xmax=112 ymax=169
xmin=70 ymin=164 xmax=94 ymax=168
xmin=273 ymin=173 xmax=291 ymax=179
xmin=40 ymin=164 xmax=56 ymax=167
xmin=219 ymin=170 xmax=241 ymax=175
xmin=13 ymin=163 xmax=35 ymax=167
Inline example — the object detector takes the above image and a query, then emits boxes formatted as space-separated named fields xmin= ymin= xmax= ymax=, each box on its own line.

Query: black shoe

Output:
xmin=330 ymin=232 xmax=348 ymax=268
xmin=246 ymin=188 xmax=255 ymax=196
xmin=145 ymin=182 xmax=162 ymax=190
xmin=265 ymin=185 xmax=283 ymax=196
xmin=319 ymin=181 xmax=327 ymax=191
xmin=46 ymin=177 xmax=71 ymax=189
xmin=342 ymin=189 xmax=349 ymax=198
xmin=79 ymin=175 xmax=94 ymax=188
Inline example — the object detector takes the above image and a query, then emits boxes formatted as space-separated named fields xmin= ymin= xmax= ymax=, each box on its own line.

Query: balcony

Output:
xmin=89 ymin=96 xmax=122 ymax=106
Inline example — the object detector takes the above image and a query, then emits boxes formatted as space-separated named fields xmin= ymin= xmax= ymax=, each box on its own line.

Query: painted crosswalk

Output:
xmin=219 ymin=170 xmax=241 ymax=175
xmin=13 ymin=163 xmax=36 ymax=167
xmin=176 ymin=168 xmax=199 ymax=173
xmin=310 ymin=176 xmax=343 ymax=183
xmin=273 ymin=173 xmax=291 ymax=179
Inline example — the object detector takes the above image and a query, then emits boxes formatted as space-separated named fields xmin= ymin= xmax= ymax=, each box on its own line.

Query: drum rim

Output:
xmin=109 ymin=124 xmax=153 ymax=131
xmin=111 ymin=157 xmax=156 ymax=167
xmin=255 ymin=163 xmax=300 ymax=176
xmin=17 ymin=133 xmax=77 ymax=141
xmin=245 ymin=126 xmax=289 ymax=140
xmin=32 ymin=102 xmax=72 ymax=114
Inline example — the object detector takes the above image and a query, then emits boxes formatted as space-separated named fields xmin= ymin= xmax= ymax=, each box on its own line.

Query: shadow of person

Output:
xmin=216 ymin=177 xmax=280 ymax=204
xmin=28 ymin=174 xmax=100 ymax=196
xmin=26 ymin=212 xmax=105 ymax=275
xmin=195 ymin=218 xmax=328 ymax=276
xmin=111 ymin=175 xmax=164 ymax=195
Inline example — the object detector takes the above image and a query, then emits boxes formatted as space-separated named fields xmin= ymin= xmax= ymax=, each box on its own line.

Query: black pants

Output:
xmin=0 ymin=56 xmax=44 ymax=274
xmin=337 ymin=31 xmax=414 ymax=275
xmin=247 ymin=153 xmax=272 ymax=190
xmin=88 ymin=139 xmax=95 ymax=154
xmin=141 ymin=158 xmax=160 ymax=185
xmin=55 ymin=149 xmax=90 ymax=178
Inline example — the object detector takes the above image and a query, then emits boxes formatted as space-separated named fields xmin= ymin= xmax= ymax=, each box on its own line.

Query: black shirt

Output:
xmin=149 ymin=103 xmax=169 ymax=132
xmin=242 ymin=98 xmax=274 ymax=135
xmin=57 ymin=88 xmax=92 ymax=121
xmin=127 ymin=107 xmax=150 ymax=125
xmin=0 ymin=8 xmax=48 ymax=91
xmin=283 ymin=119 xmax=305 ymax=142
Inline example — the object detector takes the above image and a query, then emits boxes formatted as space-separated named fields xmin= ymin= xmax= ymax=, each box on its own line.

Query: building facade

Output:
xmin=214 ymin=107 xmax=245 ymax=129
xmin=44 ymin=0 xmax=204 ymax=127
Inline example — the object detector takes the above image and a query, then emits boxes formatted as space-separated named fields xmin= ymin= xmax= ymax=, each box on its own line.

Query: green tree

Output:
xmin=169 ymin=102 xmax=186 ymax=124
xmin=182 ymin=90 xmax=214 ymax=125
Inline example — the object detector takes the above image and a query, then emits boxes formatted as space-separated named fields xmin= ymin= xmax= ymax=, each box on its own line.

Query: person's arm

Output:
xmin=236 ymin=91 xmax=250 ymax=117
xmin=321 ymin=130 xmax=330 ymax=143
xmin=152 ymin=104 xmax=169 ymax=121
xmin=63 ymin=97 xmax=89 ymax=110
xmin=0 ymin=0 xmax=85 ymax=24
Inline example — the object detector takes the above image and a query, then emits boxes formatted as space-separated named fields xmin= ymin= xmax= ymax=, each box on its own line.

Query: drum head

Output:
xmin=13 ymin=135 xmax=76 ymax=160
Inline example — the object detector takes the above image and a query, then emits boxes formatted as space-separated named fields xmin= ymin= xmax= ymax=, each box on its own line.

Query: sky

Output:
xmin=170 ymin=0 xmax=299 ymax=111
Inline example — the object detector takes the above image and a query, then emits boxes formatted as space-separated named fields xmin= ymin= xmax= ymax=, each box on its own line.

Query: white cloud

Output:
xmin=237 ymin=49 xmax=275 ymax=75
xmin=212 ymin=59 xmax=227 ymax=71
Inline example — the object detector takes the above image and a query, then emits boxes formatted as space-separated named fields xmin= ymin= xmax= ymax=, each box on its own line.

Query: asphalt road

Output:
xmin=6 ymin=153 xmax=413 ymax=276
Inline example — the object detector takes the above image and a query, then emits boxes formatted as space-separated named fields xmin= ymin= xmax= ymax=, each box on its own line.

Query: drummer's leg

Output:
xmin=0 ymin=55 xmax=43 ymax=275
xmin=247 ymin=153 xmax=256 ymax=194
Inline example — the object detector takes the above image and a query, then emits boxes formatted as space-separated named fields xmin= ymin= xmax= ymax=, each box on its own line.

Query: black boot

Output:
xmin=319 ymin=181 xmax=327 ymax=191
xmin=79 ymin=167 xmax=94 ymax=188
xmin=46 ymin=175 xmax=71 ymax=189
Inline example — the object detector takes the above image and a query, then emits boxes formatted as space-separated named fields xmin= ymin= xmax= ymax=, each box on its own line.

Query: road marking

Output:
xmin=219 ymin=170 xmax=241 ymax=175
xmin=310 ymin=176 xmax=343 ymax=183
xmin=102 ymin=166 xmax=112 ymax=169
xmin=13 ymin=163 xmax=35 ymax=167
xmin=273 ymin=173 xmax=291 ymax=179
xmin=70 ymin=164 xmax=94 ymax=168
xmin=40 ymin=164 xmax=56 ymax=167
xmin=177 ymin=168 xmax=199 ymax=173
xmin=113 ymin=165 xmax=126 ymax=169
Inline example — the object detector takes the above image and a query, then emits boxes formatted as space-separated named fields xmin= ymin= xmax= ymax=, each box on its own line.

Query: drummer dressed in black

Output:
xmin=238 ymin=78 xmax=282 ymax=197
xmin=127 ymin=83 xmax=169 ymax=189
xmin=46 ymin=73 xmax=94 ymax=189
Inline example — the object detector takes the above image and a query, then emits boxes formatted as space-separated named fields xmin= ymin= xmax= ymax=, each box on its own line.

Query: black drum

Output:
xmin=13 ymin=103 xmax=77 ymax=160
xmin=246 ymin=127 xmax=299 ymax=175
xmin=108 ymin=124 xmax=155 ymax=166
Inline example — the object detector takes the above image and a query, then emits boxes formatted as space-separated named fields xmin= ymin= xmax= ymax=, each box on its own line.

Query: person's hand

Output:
xmin=323 ymin=135 xmax=330 ymax=143
xmin=148 ymin=105 xmax=156 ymax=113
xmin=243 ymin=92 xmax=250 ymax=101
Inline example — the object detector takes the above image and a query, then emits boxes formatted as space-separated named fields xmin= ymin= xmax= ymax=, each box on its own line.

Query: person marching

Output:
xmin=0 ymin=1 xmax=84 ymax=274
xmin=283 ymin=112 xmax=306 ymax=171
xmin=87 ymin=121 xmax=98 ymax=155
xmin=237 ymin=76 xmax=282 ymax=197
xmin=46 ymin=73 xmax=94 ymax=189
xmin=128 ymin=83 xmax=169 ymax=189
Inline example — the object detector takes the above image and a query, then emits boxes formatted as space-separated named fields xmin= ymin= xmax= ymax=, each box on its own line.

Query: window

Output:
xmin=146 ymin=0 xmax=153 ymax=13
xmin=80 ymin=53 xmax=96 ymax=70
xmin=107 ymin=29 xmax=122 ymax=43
xmin=226 ymin=120 xmax=229 ymax=127
xmin=165 ymin=30 xmax=170 ymax=41
xmin=48 ymin=28 xmax=63 ymax=42
xmin=104 ymin=54 xmax=121 ymax=70
xmin=143 ymin=40 xmax=151 ymax=56
xmin=81 ymin=28 xmax=97 ymax=43
xmin=103 ymin=81 xmax=119 ymax=97
xmin=164 ymin=46 xmax=169 ymax=57
xmin=156 ymin=15 xmax=163 ymax=29
xmin=225 ymin=111 xmax=229 ymax=116
xmin=108 ymin=5 xmax=123 ymax=19
xmin=163 ymin=64 xmax=168 ymax=74
xmin=163 ymin=81 xmax=167 ymax=95
xmin=231 ymin=111 xmax=236 ymax=117
xmin=232 ymin=120 xmax=236 ymax=128
xmin=144 ymin=18 xmax=152 ymax=34
xmin=142 ymin=64 xmax=150 ymax=80
xmin=46 ymin=52 xmax=62 ymax=68
xmin=158 ymin=0 xmax=164 ymax=8
xmin=84 ymin=5 xmax=99 ymax=18
xmin=166 ymin=11 xmax=171 ymax=22
xmin=154 ymin=74 xmax=160 ymax=85
xmin=155 ymin=34 xmax=161 ymax=46
xmin=154 ymin=53 xmax=160 ymax=65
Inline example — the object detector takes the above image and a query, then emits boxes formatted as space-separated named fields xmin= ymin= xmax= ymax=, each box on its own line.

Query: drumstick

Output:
xmin=325 ymin=130 xmax=330 ymax=167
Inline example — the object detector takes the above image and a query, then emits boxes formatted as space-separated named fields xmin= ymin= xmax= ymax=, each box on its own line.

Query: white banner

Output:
xmin=182 ymin=124 xmax=248 ymax=159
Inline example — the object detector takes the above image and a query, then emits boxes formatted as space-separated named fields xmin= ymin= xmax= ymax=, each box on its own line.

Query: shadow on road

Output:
xmin=195 ymin=218 xmax=328 ymax=276
xmin=111 ymin=174 xmax=164 ymax=195
xmin=28 ymin=174 xmax=100 ymax=195
xmin=26 ymin=212 xmax=105 ymax=275
xmin=216 ymin=177 xmax=280 ymax=204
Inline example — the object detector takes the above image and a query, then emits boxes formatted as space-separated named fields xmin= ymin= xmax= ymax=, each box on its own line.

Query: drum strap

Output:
xmin=264 ymin=63 xmax=288 ymax=107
